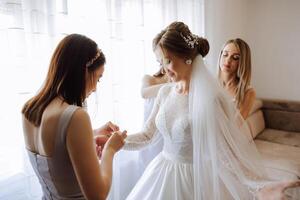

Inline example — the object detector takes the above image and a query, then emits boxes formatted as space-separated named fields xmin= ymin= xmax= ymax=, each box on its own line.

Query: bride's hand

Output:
xmin=104 ymin=130 xmax=127 ymax=154
xmin=257 ymin=180 xmax=300 ymax=200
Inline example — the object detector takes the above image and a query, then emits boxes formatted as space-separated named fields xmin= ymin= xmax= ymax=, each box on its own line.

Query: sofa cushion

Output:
xmin=256 ymin=128 xmax=300 ymax=147
xmin=262 ymin=99 xmax=300 ymax=132
xmin=255 ymin=139 xmax=300 ymax=179
xmin=246 ymin=110 xmax=265 ymax=139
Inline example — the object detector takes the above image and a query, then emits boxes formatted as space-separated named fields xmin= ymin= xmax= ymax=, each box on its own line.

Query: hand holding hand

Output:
xmin=94 ymin=121 xmax=119 ymax=136
xmin=104 ymin=130 xmax=127 ymax=155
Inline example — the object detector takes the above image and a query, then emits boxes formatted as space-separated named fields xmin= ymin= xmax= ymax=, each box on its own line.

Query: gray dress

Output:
xmin=27 ymin=105 xmax=85 ymax=200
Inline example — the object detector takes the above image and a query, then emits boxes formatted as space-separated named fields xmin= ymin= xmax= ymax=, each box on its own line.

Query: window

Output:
xmin=0 ymin=0 xmax=203 ymax=199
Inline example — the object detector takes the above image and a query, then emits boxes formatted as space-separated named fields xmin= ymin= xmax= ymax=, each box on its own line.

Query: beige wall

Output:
xmin=205 ymin=0 xmax=300 ymax=101
xmin=204 ymin=0 xmax=248 ymax=74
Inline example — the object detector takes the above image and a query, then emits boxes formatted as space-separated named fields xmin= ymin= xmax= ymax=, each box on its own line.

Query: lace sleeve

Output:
xmin=123 ymin=85 xmax=170 ymax=150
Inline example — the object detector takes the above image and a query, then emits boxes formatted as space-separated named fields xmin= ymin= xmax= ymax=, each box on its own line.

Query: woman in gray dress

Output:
xmin=22 ymin=34 xmax=127 ymax=200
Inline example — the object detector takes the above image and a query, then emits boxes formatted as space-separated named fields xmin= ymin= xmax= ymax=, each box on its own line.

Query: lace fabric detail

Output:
xmin=247 ymin=183 xmax=267 ymax=200
xmin=218 ymin=148 xmax=268 ymax=199
xmin=123 ymin=85 xmax=170 ymax=150
xmin=218 ymin=154 xmax=266 ymax=199
xmin=123 ymin=84 xmax=192 ymax=162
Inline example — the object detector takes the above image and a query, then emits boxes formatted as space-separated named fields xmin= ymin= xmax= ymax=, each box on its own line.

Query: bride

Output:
xmin=122 ymin=21 xmax=299 ymax=200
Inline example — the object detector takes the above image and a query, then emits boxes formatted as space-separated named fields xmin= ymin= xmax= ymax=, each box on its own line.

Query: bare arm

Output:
xmin=67 ymin=109 xmax=124 ymax=200
xmin=141 ymin=75 xmax=167 ymax=99
xmin=99 ymin=131 xmax=126 ymax=188
xmin=141 ymin=83 xmax=166 ymax=98
xmin=240 ymin=88 xmax=256 ymax=119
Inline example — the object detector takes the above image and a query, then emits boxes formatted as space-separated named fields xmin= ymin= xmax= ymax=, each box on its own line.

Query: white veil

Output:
xmin=189 ymin=55 xmax=299 ymax=199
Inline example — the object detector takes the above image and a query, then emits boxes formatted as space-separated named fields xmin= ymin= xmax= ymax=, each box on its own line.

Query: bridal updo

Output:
xmin=153 ymin=21 xmax=209 ymax=60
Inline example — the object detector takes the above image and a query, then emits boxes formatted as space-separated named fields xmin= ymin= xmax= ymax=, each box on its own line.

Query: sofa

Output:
xmin=246 ymin=99 xmax=300 ymax=180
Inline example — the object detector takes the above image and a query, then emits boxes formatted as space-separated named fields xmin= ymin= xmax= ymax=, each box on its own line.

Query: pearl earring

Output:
xmin=185 ymin=59 xmax=192 ymax=65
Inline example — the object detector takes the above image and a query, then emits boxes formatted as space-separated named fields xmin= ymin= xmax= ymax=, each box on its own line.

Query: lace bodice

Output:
xmin=124 ymin=84 xmax=193 ymax=162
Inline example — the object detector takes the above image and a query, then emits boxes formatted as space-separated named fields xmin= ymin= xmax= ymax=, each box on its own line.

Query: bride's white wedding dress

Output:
xmin=124 ymin=84 xmax=194 ymax=200
xmin=106 ymin=93 xmax=164 ymax=200
xmin=122 ymin=55 xmax=299 ymax=200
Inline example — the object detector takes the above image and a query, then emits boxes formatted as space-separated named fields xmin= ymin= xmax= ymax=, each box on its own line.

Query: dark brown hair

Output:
xmin=153 ymin=21 xmax=209 ymax=60
xmin=22 ymin=34 xmax=106 ymax=126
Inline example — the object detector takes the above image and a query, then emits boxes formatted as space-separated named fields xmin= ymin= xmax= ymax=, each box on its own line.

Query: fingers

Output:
xmin=95 ymin=135 xmax=110 ymax=145
xmin=101 ymin=130 xmax=128 ymax=154
xmin=107 ymin=121 xmax=119 ymax=132
xmin=113 ymin=130 xmax=127 ymax=145
xmin=96 ymin=129 xmax=126 ymax=143
xmin=114 ymin=130 xmax=127 ymax=141
xmin=96 ymin=145 xmax=102 ymax=159
xmin=121 ymin=130 xmax=127 ymax=139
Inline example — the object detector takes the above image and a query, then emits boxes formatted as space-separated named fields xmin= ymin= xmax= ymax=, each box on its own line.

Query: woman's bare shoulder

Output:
xmin=69 ymin=107 xmax=91 ymax=129
xmin=245 ymin=87 xmax=256 ymax=99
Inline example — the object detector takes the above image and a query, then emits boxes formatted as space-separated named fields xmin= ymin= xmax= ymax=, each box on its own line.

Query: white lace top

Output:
xmin=123 ymin=84 xmax=193 ymax=163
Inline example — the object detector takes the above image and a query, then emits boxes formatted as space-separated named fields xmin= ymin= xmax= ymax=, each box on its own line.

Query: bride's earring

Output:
xmin=185 ymin=59 xmax=192 ymax=65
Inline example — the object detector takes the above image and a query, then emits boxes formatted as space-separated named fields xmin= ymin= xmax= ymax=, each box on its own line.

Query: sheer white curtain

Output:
xmin=0 ymin=0 xmax=204 ymax=199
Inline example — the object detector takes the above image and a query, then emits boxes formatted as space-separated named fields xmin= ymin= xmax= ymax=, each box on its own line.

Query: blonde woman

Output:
xmin=218 ymin=38 xmax=255 ymax=119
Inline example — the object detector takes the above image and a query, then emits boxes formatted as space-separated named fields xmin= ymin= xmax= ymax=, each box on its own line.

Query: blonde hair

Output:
xmin=218 ymin=38 xmax=252 ymax=108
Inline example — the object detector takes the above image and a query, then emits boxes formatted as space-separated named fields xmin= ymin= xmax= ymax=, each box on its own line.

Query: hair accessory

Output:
xmin=180 ymin=33 xmax=199 ymax=49
xmin=185 ymin=59 xmax=192 ymax=65
xmin=86 ymin=49 xmax=101 ymax=68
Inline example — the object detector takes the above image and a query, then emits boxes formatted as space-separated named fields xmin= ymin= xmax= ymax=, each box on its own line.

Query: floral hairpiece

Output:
xmin=180 ymin=32 xmax=199 ymax=49
xmin=86 ymin=49 xmax=101 ymax=68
